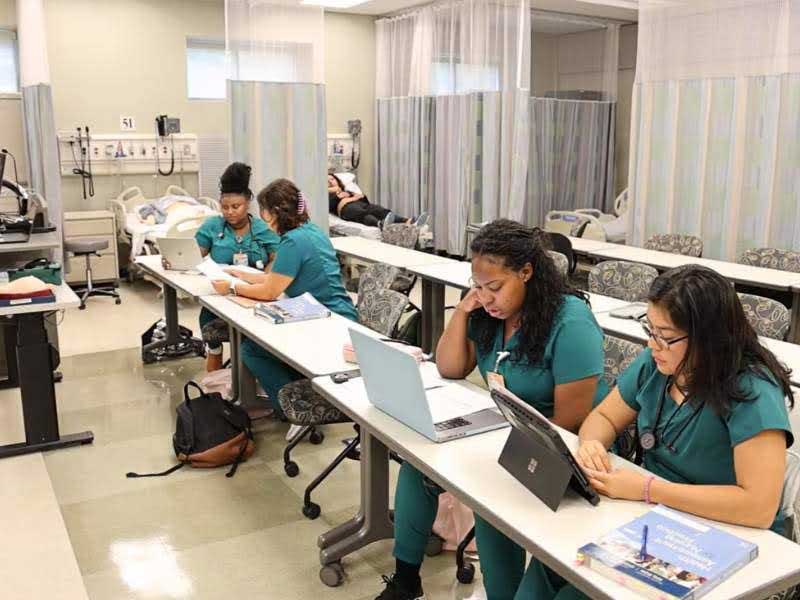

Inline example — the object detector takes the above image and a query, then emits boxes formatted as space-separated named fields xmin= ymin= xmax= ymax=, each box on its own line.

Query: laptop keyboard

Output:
xmin=435 ymin=417 xmax=471 ymax=432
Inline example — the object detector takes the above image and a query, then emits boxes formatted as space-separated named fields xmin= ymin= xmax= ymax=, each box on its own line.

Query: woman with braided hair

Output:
xmin=224 ymin=178 xmax=356 ymax=416
xmin=374 ymin=219 xmax=608 ymax=600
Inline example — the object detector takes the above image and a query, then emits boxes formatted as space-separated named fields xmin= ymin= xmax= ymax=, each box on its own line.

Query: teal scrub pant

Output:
xmin=240 ymin=338 xmax=302 ymax=416
xmin=393 ymin=463 xmax=589 ymax=600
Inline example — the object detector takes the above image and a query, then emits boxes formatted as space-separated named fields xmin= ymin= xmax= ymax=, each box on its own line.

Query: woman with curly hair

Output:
xmin=374 ymin=219 xmax=608 ymax=600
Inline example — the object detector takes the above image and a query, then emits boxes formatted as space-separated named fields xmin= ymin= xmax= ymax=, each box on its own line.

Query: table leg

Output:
xmin=141 ymin=284 xmax=203 ymax=362
xmin=421 ymin=280 xmax=445 ymax=355
xmin=318 ymin=429 xmax=393 ymax=564
xmin=789 ymin=290 xmax=800 ymax=344
xmin=229 ymin=327 xmax=256 ymax=404
xmin=0 ymin=319 xmax=19 ymax=390
xmin=0 ymin=313 xmax=93 ymax=459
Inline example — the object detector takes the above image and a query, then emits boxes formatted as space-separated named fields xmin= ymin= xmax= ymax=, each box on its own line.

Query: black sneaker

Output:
xmin=375 ymin=574 xmax=425 ymax=600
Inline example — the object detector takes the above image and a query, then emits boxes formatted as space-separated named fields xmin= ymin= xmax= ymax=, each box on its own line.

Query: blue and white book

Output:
xmin=254 ymin=292 xmax=331 ymax=324
xmin=578 ymin=505 xmax=758 ymax=599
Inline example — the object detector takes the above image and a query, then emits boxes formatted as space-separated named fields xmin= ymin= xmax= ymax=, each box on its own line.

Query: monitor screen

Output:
xmin=0 ymin=152 xmax=5 ymax=184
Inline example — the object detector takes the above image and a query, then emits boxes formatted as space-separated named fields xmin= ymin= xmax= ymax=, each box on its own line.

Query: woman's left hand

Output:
xmin=224 ymin=267 xmax=248 ymax=281
xmin=583 ymin=466 xmax=646 ymax=501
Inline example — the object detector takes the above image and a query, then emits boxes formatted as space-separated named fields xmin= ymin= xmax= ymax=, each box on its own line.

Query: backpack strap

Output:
xmin=225 ymin=435 xmax=250 ymax=478
xmin=126 ymin=463 xmax=185 ymax=478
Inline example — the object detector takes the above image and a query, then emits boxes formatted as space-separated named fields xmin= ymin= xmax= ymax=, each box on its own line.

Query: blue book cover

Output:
xmin=254 ymin=292 xmax=330 ymax=324
xmin=578 ymin=505 xmax=758 ymax=599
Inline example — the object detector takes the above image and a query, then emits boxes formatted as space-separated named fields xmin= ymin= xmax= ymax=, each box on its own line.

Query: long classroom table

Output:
xmin=583 ymin=245 xmax=800 ymax=343
xmin=311 ymin=366 xmax=800 ymax=599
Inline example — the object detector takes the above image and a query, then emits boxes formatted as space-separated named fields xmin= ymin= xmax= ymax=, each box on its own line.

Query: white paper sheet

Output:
xmin=195 ymin=256 xmax=261 ymax=287
xmin=426 ymin=384 xmax=496 ymax=423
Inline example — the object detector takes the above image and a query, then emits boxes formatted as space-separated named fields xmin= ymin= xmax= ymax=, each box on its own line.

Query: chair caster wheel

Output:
xmin=79 ymin=304 xmax=86 ymax=310
xmin=309 ymin=430 xmax=324 ymax=445
xmin=319 ymin=561 xmax=344 ymax=587
xmin=115 ymin=298 xmax=121 ymax=305
xmin=457 ymin=562 xmax=475 ymax=584
xmin=303 ymin=502 xmax=321 ymax=520
xmin=284 ymin=461 xmax=299 ymax=477
xmin=425 ymin=535 xmax=444 ymax=557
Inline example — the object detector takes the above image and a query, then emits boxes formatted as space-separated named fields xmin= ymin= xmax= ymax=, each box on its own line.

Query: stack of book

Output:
xmin=254 ymin=293 xmax=330 ymax=324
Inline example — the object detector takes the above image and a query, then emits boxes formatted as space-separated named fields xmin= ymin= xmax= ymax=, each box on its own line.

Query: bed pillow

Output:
xmin=334 ymin=172 xmax=363 ymax=196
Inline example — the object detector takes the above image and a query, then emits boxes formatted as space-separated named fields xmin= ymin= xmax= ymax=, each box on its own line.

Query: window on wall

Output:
xmin=186 ymin=38 xmax=227 ymax=100
xmin=0 ymin=29 xmax=19 ymax=94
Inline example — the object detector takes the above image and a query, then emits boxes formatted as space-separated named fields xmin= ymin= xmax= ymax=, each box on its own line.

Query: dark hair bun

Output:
xmin=219 ymin=162 xmax=252 ymax=197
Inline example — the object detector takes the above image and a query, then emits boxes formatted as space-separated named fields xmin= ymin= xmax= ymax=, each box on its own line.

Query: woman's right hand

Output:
xmin=211 ymin=279 xmax=231 ymax=295
xmin=576 ymin=439 xmax=612 ymax=473
xmin=455 ymin=288 xmax=482 ymax=314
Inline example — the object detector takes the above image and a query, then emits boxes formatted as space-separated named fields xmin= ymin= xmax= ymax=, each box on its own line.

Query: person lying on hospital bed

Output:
xmin=328 ymin=173 xmax=428 ymax=229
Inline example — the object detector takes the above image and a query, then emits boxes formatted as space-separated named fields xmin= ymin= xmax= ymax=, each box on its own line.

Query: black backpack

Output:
xmin=127 ymin=382 xmax=255 ymax=479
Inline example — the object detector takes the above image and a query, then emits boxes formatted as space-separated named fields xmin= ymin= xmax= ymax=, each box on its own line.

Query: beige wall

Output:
xmin=0 ymin=0 xmax=376 ymax=212
xmin=324 ymin=12 xmax=376 ymax=199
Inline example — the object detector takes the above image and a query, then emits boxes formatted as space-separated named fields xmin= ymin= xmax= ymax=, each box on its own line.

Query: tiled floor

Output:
xmin=2 ymin=278 xmax=484 ymax=599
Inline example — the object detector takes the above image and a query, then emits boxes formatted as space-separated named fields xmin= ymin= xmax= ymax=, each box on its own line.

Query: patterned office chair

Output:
xmin=603 ymin=335 xmax=645 ymax=463
xmin=738 ymin=293 xmax=791 ymax=340
xmin=277 ymin=287 xmax=409 ymax=519
xmin=588 ymin=260 xmax=659 ymax=302
xmin=548 ymin=251 xmax=568 ymax=278
xmin=768 ymin=450 xmax=800 ymax=600
xmin=644 ymin=234 xmax=703 ymax=257
xmin=381 ymin=223 xmax=421 ymax=295
xmin=739 ymin=248 xmax=800 ymax=273
xmin=357 ymin=263 xmax=400 ymax=308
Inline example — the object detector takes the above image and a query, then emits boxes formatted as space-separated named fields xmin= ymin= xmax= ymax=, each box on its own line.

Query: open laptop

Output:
xmin=349 ymin=329 xmax=508 ymax=442
xmin=158 ymin=237 xmax=204 ymax=271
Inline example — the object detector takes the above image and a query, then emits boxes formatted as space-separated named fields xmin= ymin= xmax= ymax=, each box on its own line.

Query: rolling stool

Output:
xmin=65 ymin=239 xmax=121 ymax=310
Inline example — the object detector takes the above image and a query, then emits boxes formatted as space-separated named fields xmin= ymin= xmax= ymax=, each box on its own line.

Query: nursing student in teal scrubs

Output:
xmin=374 ymin=219 xmax=608 ymax=600
xmin=524 ymin=265 xmax=795 ymax=600
xmin=193 ymin=162 xmax=279 ymax=371
xmin=225 ymin=178 xmax=356 ymax=416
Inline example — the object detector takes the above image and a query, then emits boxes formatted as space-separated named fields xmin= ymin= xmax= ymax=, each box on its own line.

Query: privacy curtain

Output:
xmin=628 ymin=0 xmax=800 ymax=260
xmin=225 ymin=0 xmax=327 ymax=231
xmin=17 ymin=0 xmax=63 ymax=264
xmin=375 ymin=0 xmax=531 ymax=255
xmin=527 ymin=12 xmax=619 ymax=225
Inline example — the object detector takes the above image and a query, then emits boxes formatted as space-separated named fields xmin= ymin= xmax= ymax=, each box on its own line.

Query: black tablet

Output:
xmin=491 ymin=387 xmax=600 ymax=509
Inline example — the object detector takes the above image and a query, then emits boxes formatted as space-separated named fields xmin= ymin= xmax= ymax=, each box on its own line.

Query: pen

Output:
xmin=639 ymin=524 xmax=649 ymax=561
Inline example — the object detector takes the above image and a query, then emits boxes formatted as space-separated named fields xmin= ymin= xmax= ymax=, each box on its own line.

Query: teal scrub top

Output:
xmin=195 ymin=215 xmax=280 ymax=268
xmin=271 ymin=222 xmax=357 ymax=321
xmin=467 ymin=294 xmax=607 ymax=418
xmin=618 ymin=349 xmax=793 ymax=529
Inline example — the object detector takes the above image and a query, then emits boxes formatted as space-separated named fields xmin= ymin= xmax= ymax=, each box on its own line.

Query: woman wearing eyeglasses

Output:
xmin=523 ymin=265 xmax=794 ymax=600
xmin=374 ymin=219 xmax=607 ymax=600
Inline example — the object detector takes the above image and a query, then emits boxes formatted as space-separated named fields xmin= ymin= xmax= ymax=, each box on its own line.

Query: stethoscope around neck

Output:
xmin=639 ymin=377 xmax=705 ymax=454
xmin=217 ymin=213 xmax=253 ymax=242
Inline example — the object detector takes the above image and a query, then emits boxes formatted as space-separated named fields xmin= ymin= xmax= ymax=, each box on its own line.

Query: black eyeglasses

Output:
xmin=638 ymin=318 xmax=688 ymax=351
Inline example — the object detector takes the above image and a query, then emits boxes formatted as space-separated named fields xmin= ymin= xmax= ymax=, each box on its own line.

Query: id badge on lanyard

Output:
xmin=487 ymin=351 xmax=510 ymax=392
xmin=232 ymin=252 xmax=248 ymax=267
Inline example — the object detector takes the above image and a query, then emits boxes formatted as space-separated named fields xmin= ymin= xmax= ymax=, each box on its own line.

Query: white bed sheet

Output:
xmin=329 ymin=214 xmax=382 ymax=241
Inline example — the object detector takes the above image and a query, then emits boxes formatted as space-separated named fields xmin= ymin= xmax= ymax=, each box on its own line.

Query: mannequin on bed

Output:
xmin=328 ymin=174 xmax=427 ymax=229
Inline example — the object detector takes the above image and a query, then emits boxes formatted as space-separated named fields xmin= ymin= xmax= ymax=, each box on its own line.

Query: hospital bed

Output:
xmin=544 ymin=190 xmax=629 ymax=244
xmin=108 ymin=186 xmax=219 ymax=274
xmin=327 ymin=172 xmax=383 ymax=241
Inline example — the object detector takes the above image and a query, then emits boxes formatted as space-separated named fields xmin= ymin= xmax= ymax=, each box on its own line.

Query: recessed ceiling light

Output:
xmin=301 ymin=0 xmax=369 ymax=7
xmin=577 ymin=0 xmax=638 ymax=8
